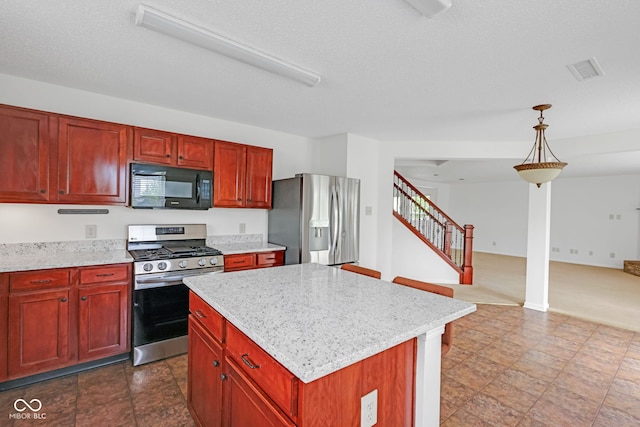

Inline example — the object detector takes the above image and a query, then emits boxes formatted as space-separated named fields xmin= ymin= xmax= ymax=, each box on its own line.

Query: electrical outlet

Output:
xmin=85 ymin=224 xmax=97 ymax=239
xmin=365 ymin=206 xmax=373 ymax=216
xmin=239 ymin=223 xmax=246 ymax=234
xmin=361 ymin=389 xmax=378 ymax=427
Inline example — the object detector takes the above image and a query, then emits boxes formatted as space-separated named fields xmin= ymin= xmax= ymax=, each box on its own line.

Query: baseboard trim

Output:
xmin=523 ymin=301 xmax=549 ymax=312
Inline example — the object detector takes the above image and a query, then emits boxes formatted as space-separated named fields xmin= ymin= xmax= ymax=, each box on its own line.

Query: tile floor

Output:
xmin=0 ymin=304 xmax=638 ymax=426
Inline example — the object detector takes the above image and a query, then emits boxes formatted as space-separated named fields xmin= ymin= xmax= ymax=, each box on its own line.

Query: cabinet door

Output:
xmin=8 ymin=289 xmax=71 ymax=378
xmin=56 ymin=117 xmax=130 ymax=204
xmin=245 ymin=146 xmax=273 ymax=209
xmin=213 ymin=141 xmax=246 ymax=208
xmin=0 ymin=105 xmax=51 ymax=202
xmin=133 ymin=127 xmax=175 ymax=165
xmin=223 ymin=358 xmax=296 ymax=427
xmin=78 ymin=283 xmax=129 ymax=361
xmin=188 ymin=316 xmax=224 ymax=427
xmin=177 ymin=135 xmax=213 ymax=170
xmin=0 ymin=274 xmax=7 ymax=381
xmin=256 ymin=251 xmax=284 ymax=268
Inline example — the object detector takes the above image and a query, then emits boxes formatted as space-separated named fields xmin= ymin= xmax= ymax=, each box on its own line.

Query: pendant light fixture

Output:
xmin=514 ymin=104 xmax=567 ymax=187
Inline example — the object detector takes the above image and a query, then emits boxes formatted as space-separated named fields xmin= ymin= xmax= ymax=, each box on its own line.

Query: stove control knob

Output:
xmin=198 ymin=258 xmax=206 ymax=266
xmin=210 ymin=258 xmax=218 ymax=265
xmin=157 ymin=262 xmax=168 ymax=271
xmin=179 ymin=260 xmax=188 ymax=269
xmin=143 ymin=263 xmax=153 ymax=272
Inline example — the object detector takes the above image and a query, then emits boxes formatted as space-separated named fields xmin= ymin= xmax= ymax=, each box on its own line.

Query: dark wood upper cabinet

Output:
xmin=214 ymin=141 xmax=246 ymax=208
xmin=134 ymin=127 xmax=213 ymax=170
xmin=56 ymin=117 xmax=131 ymax=204
xmin=214 ymin=141 xmax=272 ymax=209
xmin=0 ymin=105 xmax=51 ymax=202
xmin=245 ymin=146 xmax=273 ymax=209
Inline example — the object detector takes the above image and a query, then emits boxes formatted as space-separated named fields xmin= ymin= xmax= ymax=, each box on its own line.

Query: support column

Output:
xmin=414 ymin=325 xmax=444 ymax=427
xmin=523 ymin=182 xmax=552 ymax=311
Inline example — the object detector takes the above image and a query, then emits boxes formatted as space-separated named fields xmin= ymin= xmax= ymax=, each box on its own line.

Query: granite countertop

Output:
xmin=0 ymin=250 xmax=133 ymax=273
xmin=184 ymin=263 xmax=476 ymax=383
xmin=0 ymin=240 xmax=132 ymax=273
xmin=215 ymin=241 xmax=285 ymax=255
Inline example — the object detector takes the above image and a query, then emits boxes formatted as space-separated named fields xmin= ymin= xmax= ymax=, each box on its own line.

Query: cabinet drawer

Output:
xmin=79 ymin=264 xmax=130 ymax=285
xmin=256 ymin=251 xmax=284 ymax=267
xmin=9 ymin=269 xmax=71 ymax=292
xmin=224 ymin=253 xmax=255 ymax=271
xmin=226 ymin=323 xmax=298 ymax=418
xmin=189 ymin=292 xmax=224 ymax=343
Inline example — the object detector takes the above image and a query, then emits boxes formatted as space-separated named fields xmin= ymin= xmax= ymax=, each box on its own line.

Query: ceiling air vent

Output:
xmin=567 ymin=57 xmax=605 ymax=81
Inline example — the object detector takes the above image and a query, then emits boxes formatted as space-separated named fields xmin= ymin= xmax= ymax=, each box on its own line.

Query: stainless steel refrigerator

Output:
xmin=268 ymin=174 xmax=360 ymax=265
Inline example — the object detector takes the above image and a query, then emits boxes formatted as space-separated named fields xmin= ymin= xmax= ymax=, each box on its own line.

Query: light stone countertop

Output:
xmin=0 ymin=250 xmax=133 ymax=273
xmin=0 ymin=240 xmax=133 ymax=273
xmin=184 ymin=263 xmax=476 ymax=383
xmin=214 ymin=241 xmax=285 ymax=255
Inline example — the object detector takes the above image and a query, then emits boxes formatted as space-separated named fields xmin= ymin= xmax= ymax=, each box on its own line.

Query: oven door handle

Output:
xmin=134 ymin=269 xmax=223 ymax=290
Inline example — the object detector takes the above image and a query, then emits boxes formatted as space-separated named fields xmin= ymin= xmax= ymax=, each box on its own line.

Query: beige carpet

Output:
xmin=450 ymin=252 xmax=640 ymax=333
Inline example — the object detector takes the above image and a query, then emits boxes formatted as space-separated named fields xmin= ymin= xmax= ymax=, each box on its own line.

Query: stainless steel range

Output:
xmin=127 ymin=224 xmax=224 ymax=366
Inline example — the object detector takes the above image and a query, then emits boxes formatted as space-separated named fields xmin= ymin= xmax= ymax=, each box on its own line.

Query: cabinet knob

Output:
xmin=81 ymin=296 xmax=87 ymax=301
xmin=40 ymin=189 xmax=46 ymax=193
xmin=60 ymin=297 xmax=67 ymax=302
xmin=59 ymin=190 xmax=64 ymax=194
xmin=212 ymin=360 xmax=220 ymax=367
xmin=237 ymin=198 xmax=242 ymax=201
xmin=166 ymin=154 xmax=171 ymax=158
xmin=247 ymin=199 xmax=252 ymax=202
xmin=220 ymin=374 xmax=228 ymax=381
xmin=178 ymin=156 xmax=184 ymax=160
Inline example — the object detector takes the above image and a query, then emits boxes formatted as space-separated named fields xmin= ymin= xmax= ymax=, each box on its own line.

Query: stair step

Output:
xmin=623 ymin=260 xmax=640 ymax=277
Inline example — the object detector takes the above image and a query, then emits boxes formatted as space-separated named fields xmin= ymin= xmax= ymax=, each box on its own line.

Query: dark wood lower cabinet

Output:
xmin=2 ymin=263 xmax=131 ymax=384
xmin=78 ymin=283 xmax=129 ymax=362
xmin=224 ymin=358 xmax=295 ymax=427
xmin=8 ymin=288 xmax=71 ymax=378
xmin=188 ymin=316 xmax=224 ymax=427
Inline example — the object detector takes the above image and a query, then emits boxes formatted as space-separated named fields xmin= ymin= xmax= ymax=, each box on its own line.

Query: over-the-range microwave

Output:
xmin=130 ymin=163 xmax=212 ymax=210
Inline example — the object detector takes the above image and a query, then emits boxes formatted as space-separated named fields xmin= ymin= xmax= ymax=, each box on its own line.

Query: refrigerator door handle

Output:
xmin=330 ymin=185 xmax=339 ymax=254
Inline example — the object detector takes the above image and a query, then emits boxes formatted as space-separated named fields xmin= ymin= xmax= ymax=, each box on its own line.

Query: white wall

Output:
xmin=311 ymin=134 xmax=348 ymax=176
xmin=549 ymin=174 xmax=640 ymax=267
xmin=0 ymin=74 xmax=315 ymax=244
xmin=444 ymin=174 xmax=640 ymax=268
xmin=391 ymin=220 xmax=460 ymax=284
xmin=345 ymin=133 xmax=381 ymax=269
xmin=447 ymin=180 xmax=530 ymax=256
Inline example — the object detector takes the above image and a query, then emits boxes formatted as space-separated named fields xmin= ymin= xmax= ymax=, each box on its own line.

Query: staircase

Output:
xmin=393 ymin=171 xmax=474 ymax=284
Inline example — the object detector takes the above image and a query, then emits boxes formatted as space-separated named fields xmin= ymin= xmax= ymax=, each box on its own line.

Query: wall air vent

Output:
xmin=567 ymin=57 xmax=605 ymax=81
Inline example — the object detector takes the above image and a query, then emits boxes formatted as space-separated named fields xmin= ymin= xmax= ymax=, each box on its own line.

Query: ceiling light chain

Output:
xmin=513 ymin=104 xmax=568 ymax=187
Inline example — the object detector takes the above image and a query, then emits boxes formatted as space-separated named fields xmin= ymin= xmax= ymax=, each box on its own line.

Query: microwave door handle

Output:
xmin=195 ymin=173 xmax=201 ymax=203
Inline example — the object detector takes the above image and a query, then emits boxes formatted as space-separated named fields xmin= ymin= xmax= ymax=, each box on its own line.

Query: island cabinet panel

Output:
xmin=0 ymin=105 xmax=51 ymax=202
xmin=56 ymin=116 xmax=131 ymax=204
xmin=189 ymin=292 xmax=224 ymax=342
xmin=188 ymin=315 xmax=224 ymax=427
xmin=0 ymin=275 xmax=8 ymax=381
xmin=134 ymin=127 xmax=214 ymax=170
xmin=224 ymin=357 xmax=296 ymax=427
xmin=297 ymin=338 xmax=416 ymax=427
xmin=226 ymin=323 xmax=299 ymax=420
xmin=8 ymin=287 xmax=71 ymax=378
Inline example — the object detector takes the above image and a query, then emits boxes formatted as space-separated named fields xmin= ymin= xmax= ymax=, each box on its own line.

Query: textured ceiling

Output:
xmin=1 ymin=1 xmax=639 ymax=182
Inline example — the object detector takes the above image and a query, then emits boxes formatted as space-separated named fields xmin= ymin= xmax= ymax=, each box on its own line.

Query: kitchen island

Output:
xmin=184 ymin=263 xmax=475 ymax=426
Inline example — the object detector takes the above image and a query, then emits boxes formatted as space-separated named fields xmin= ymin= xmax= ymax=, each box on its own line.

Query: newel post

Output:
xmin=461 ymin=224 xmax=474 ymax=285
xmin=444 ymin=222 xmax=453 ymax=257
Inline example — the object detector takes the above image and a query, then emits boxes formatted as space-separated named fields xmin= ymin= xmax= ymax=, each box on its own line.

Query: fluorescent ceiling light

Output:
xmin=404 ymin=0 xmax=452 ymax=18
xmin=134 ymin=4 xmax=321 ymax=87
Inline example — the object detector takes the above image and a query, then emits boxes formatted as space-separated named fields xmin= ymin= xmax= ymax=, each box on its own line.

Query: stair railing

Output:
xmin=393 ymin=170 xmax=474 ymax=284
